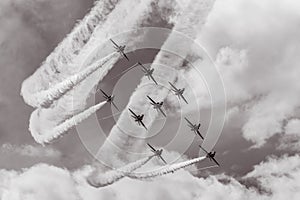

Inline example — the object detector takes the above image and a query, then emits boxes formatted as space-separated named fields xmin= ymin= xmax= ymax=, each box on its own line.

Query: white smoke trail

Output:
xmin=65 ymin=0 xmax=166 ymax=118
xmin=126 ymin=156 xmax=206 ymax=179
xmin=73 ymin=0 xmax=159 ymax=70
xmin=98 ymin=0 xmax=216 ymax=167
xmin=29 ymin=101 xmax=106 ymax=144
xmin=48 ymin=0 xmax=120 ymax=70
xmin=27 ymin=52 xmax=122 ymax=144
xmin=87 ymin=154 xmax=156 ymax=188
xmin=29 ymin=52 xmax=118 ymax=108
xmin=24 ymin=0 xmax=178 ymax=145
xmin=21 ymin=0 xmax=167 ymax=110
xmin=25 ymin=0 xmax=162 ymax=144
xmin=21 ymin=0 xmax=120 ymax=106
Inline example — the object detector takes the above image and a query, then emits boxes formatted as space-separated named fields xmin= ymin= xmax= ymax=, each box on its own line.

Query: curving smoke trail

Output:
xmin=46 ymin=0 xmax=120 ymax=71
xmin=28 ymin=52 xmax=118 ymax=108
xmin=27 ymin=52 xmax=120 ymax=144
xmin=29 ymin=101 xmax=106 ymax=144
xmin=87 ymin=155 xmax=207 ymax=188
xmin=23 ymin=0 xmax=175 ymax=144
xmin=126 ymin=156 xmax=206 ymax=179
xmin=21 ymin=0 xmax=121 ymax=106
xmin=87 ymin=154 xmax=156 ymax=188
xmin=98 ymin=0 xmax=216 ymax=168
xmin=72 ymin=0 xmax=167 ymax=71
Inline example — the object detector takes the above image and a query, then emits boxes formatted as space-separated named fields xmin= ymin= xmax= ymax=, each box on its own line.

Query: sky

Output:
xmin=1 ymin=0 xmax=300 ymax=199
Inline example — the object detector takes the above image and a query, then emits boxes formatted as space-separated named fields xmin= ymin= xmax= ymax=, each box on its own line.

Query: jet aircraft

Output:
xmin=110 ymin=39 xmax=129 ymax=61
xmin=98 ymin=89 xmax=120 ymax=111
xmin=185 ymin=117 xmax=204 ymax=139
xmin=128 ymin=108 xmax=147 ymax=130
xmin=199 ymin=146 xmax=220 ymax=166
xmin=147 ymin=143 xmax=167 ymax=164
xmin=137 ymin=62 xmax=157 ymax=85
xmin=168 ymin=82 xmax=188 ymax=104
xmin=147 ymin=95 xmax=166 ymax=117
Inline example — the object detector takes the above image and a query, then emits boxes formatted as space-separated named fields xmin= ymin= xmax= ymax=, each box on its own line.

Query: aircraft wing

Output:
xmin=122 ymin=52 xmax=129 ymax=61
xmin=99 ymin=89 xmax=109 ymax=98
xmin=128 ymin=108 xmax=138 ymax=118
xmin=184 ymin=117 xmax=193 ymax=126
xmin=196 ymin=130 xmax=204 ymax=140
xmin=111 ymin=101 xmax=120 ymax=111
xmin=110 ymin=39 xmax=118 ymax=47
xmin=168 ymin=82 xmax=178 ymax=91
xmin=159 ymin=155 xmax=167 ymax=164
xmin=158 ymin=107 xmax=167 ymax=117
xmin=138 ymin=62 xmax=148 ymax=71
xmin=147 ymin=143 xmax=156 ymax=152
xmin=211 ymin=157 xmax=220 ymax=166
xmin=180 ymin=94 xmax=189 ymax=104
xmin=140 ymin=120 xmax=148 ymax=130
xmin=199 ymin=145 xmax=209 ymax=154
xmin=149 ymin=74 xmax=158 ymax=85
xmin=147 ymin=95 xmax=156 ymax=104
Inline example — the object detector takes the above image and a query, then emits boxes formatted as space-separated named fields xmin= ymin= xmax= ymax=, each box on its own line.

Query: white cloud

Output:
xmin=0 ymin=144 xmax=61 ymax=158
xmin=181 ymin=0 xmax=300 ymax=147
xmin=1 ymin=154 xmax=300 ymax=200
xmin=0 ymin=164 xmax=80 ymax=200
xmin=277 ymin=119 xmax=300 ymax=151
xmin=245 ymin=155 xmax=300 ymax=200
xmin=75 ymin=154 xmax=300 ymax=200
xmin=214 ymin=47 xmax=250 ymax=104
xmin=285 ymin=119 xmax=300 ymax=135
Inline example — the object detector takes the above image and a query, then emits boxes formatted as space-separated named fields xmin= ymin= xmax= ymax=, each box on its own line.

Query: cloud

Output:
xmin=285 ymin=119 xmax=300 ymax=135
xmin=79 ymin=154 xmax=300 ymax=200
xmin=1 ymin=154 xmax=300 ymax=200
xmin=0 ymin=164 xmax=80 ymax=200
xmin=180 ymin=0 xmax=300 ymax=147
xmin=277 ymin=119 xmax=300 ymax=151
xmin=245 ymin=154 xmax=300 ymax=199
xmin=0 ymin=143 xmax=61 ymax=158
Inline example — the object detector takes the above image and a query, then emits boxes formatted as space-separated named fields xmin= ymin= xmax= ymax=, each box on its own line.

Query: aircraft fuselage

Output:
xmin=134 ymin=115 xmax=144 ymax=122
xmin=208 ymin=151 xmax=216 ymax=159
xmin=174 ymin=88 xmax=184 ymax=96
xmin=145 ymin=68 xmax=154 ymax=75
xmin=151 ymin=102 xmax=163 ymax=109
xmin=114 ymin=45 xmax=125 ymax=52
xmin=155 ymin=149 xmax=163 ymax=156
xmin=105 ymin=95 xmax=114 ymax=103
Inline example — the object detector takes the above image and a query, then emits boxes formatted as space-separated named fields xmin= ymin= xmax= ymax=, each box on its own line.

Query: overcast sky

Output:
xmin=1 ymin=0 xmax=300 ymax=199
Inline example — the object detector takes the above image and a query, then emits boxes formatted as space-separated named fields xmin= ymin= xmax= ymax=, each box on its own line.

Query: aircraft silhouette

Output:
xmin=169 ymin=82 xmax=188 ymax=104
xmin=147 ymin=143 xmax=167 ymax=164
xmin=147 ymin=95 xmax=166 ymax=117
xmin=137 ymin=62 xmax=157 ymax=85
xmin=128 ymin=108 xmax=147 ymax=130
xmin=110 ymin=39 xmax=129 ymax=61
xmin=199 ymin=146 xmax=220 ymax=166
xmin=185 ymin=117 xmax=204 ymax=139
xmin=98 ymin=89 xmax=119 ymax=111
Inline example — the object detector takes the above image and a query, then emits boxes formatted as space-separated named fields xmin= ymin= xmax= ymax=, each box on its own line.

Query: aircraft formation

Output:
xmin=97 ymin=39 xmax=220 ymax=167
